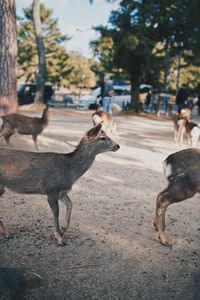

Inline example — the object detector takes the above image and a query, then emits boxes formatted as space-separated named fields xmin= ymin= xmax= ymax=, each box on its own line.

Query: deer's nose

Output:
xmin=113 ymin=144 xmax=120 ymax=152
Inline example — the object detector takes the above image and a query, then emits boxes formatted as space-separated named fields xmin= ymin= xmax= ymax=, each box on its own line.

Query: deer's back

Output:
xmin=94 ymin=111 xmax=112 ymax=122
xmin=164 ymin=148 xmax=200 ymax=188
xmin=185 ymin=122 xmax=199 ymax=134
xmin=3 ymin=114 xmax=47 ymax=135
xmin=0 ymin=149 xmax=72 ymax=195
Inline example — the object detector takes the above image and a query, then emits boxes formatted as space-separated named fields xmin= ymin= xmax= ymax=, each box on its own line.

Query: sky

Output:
xmin=16 ymin=0 xmax=120 ymax=58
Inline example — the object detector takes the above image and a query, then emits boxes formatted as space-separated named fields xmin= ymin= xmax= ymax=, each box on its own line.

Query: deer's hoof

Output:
xmin=159 ymin=234 xmax=173 ymax=248
xmin=160 ymin=241 xmax=173 ymax=248
xmin=1 ymin=226 xmax=9 ymax=238
xmin=53 ymin=233 xmax=65 ymax=246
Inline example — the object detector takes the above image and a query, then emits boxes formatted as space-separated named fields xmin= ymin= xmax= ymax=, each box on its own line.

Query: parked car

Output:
xmin=17 ymin=83 xmax=54 ymax=105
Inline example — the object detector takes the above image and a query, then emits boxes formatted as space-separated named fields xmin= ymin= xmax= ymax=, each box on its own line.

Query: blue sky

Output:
xmin=16 ymin=0 xmax=119 ymax=58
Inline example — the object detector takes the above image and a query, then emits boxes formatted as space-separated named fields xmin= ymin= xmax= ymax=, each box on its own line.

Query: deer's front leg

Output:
xmin=0 ymin=187 xmax=8 ymax=238
xmin=59 ymin=193 xmax=73 ymax=237
xmin=47 ymin=194 xmax=63 ymax=245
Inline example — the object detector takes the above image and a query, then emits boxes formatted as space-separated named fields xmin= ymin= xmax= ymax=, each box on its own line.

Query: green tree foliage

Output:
xmin=65 ymin=52 xmax=96 ymax=88
xmin=91 ymin=0 xmax=200 ymax=111
xmin=17 ymin=4 xmax=71 ymax=85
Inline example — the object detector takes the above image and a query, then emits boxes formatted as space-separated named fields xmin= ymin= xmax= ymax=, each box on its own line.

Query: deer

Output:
xmin=154 ymin=147 xmax=200 ymax=247
xmin=173 ymin=108 xmax=192 ymax=146
xmin=0 ymin=124 xmax=120 ymax=245
xmin=92 ymin=110 xmax=116 ymax=134
xmin=184 ymin=120 xmax=200 ymax=147
xmin=0 ymin=105 xmax=49 ymax=151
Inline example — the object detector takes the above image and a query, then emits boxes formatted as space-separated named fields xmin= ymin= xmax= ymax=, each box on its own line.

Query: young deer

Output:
xmin=92 ymin=110 xmax=116 ymax=134
xmin=173 ymin=108 xmax=192 ymax=146
xmin=0 ymin=124 xmax=120 ymax=245
xmin=0 ymin=106 xmax=49 ymax=150
xmin=184 ymin=120 xmax=200 ymax=147
xmin=154 ymin=148 xmax=200 ymax=246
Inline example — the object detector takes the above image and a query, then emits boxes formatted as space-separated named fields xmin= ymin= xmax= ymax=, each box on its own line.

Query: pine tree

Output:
xmin=17 ymin=4 xmax=71 ymax=85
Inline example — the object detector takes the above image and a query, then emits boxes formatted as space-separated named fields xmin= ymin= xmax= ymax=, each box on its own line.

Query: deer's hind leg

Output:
xmin=154 ymin=182 xmax=195 ymax=246
xmin=0 ymin=124 xmax=14 ymax=147
xmin=59 ymin=193 xmax=73 ymax=237
xmin=0 ymin=186 xmax=8 ymax=237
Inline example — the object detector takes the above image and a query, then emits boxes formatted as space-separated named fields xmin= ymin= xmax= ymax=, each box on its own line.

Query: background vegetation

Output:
xmin=1 ymin=0 xmax=199 ymax=113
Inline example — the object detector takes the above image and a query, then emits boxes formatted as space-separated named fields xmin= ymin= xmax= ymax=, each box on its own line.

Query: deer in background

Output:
xmin=0 ymin=124 xmax=120 ymax=245
xmin=154 ymin=148 xmax=200 ymax=246
xmin=0 ymin=105 xmax=49 ymax=151
xmin=173 ymin=108 xmax=200 ymax=147
xmin=184 ymin=120 xmax=200 ymax=147
xmin=173 ymin=108 xmax=192 ymax=146
xmin=92 ymin=110 xmax=116 ymax=134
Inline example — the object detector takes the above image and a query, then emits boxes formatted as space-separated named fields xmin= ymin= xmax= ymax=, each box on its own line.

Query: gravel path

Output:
xmin=0 ymin=108 xmax=200 ymax=300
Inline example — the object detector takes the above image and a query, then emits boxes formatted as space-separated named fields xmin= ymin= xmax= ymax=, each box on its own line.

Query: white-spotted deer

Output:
xmin=0 ymin=124 xmax=119 ymax=245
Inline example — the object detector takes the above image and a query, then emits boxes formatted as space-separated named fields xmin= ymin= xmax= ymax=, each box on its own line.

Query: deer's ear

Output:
xmin=86 ymin=123 xmax=102 ymax=138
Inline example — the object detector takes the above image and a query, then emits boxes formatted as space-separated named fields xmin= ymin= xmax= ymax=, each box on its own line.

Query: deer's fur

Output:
xmin=0 ymin=124 xmax=119 ymax=245
xmin=0 ymin=106 xmax=49 ymax=150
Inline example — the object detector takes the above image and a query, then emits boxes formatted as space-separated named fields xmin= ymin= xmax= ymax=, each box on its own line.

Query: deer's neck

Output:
xmin=66 ymin=143 xmax=97 ymax=184
xmin=42 ymin=110 xmax=49 ymax=127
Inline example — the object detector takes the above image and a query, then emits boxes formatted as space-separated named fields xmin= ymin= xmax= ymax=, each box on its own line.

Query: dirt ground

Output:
xmin=1 ymin=107 xmax=200 ymax=300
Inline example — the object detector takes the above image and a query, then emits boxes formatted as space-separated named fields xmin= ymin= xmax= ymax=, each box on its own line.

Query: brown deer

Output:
xmin=0 ymin=124 xmax=120 ymax=245
xmin=184 ymin=120 xmax=200 ymax=147
xmin=154 ymin=148 xmax=200 ymax=246
xmin=173 ymin=108 xmax=192 ymax=146
xmin=92 ymin=110 xmax=116 ymax=134
xmin=0 ymin=106 xmax=49 ymax=150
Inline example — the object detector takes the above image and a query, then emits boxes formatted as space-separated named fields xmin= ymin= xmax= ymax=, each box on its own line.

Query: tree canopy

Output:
xmin=91 ymin=0 xmax=200 ymax=111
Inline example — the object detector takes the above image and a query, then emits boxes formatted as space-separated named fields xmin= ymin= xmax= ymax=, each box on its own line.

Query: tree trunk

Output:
xmin=0 ymin=0 xmax=18 ymax=116
xmin=130 ymin=72 xmax=141 ymax=113
xmin=164 ymin=43 xmax=171 ymax=92
xmin=33 ymin=0 xmax=46 ymax=104
xmin=176 ymin=54 xmax=181 ymax=91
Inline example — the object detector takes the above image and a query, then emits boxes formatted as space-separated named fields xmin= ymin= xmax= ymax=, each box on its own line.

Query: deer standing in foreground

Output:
xmin=0 ymin=124 xmax=120 ymax=245
xmin=0 ymin=105 xmax=49 ymax=150
xmin=154 ymin=148 xmax=200 ymax=246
